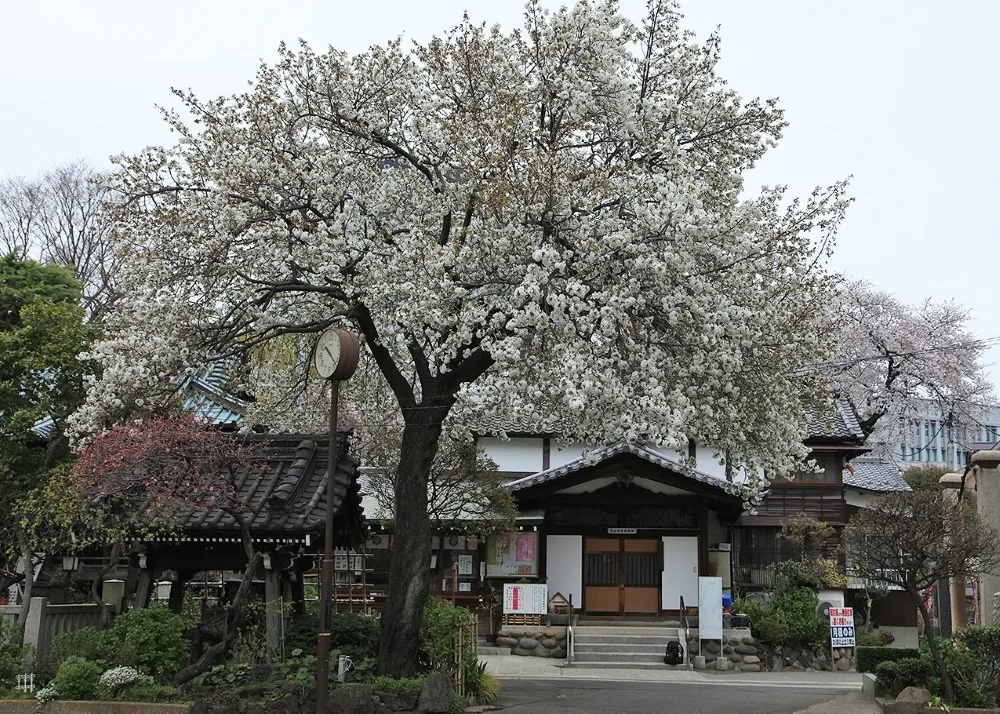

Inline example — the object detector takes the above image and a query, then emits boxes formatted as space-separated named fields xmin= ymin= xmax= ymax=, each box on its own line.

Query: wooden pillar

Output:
xmin=168 ymin=570 xmax=194 ymax=614
xmin=134 ymin=568 xmax=154 ymax=610
xmin=264 ymin=556 xmax=282 ymax=653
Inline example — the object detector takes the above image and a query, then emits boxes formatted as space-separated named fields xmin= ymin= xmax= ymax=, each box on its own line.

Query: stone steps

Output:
xmin=574 ymin=642 xmax=669 ymax=654
xmin=573 ymin=651 xmax=670 ymax=664
xmin=569 ymin=661 xmax=692 ymax=670
xmin=570 ymin=626 xmax=682 ymax=668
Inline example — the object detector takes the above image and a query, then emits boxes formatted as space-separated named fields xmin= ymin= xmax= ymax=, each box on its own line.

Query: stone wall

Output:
xmin=495 ymin=626 xmax=567 ymax=658
xmin=685 ymin=630 xmax=853 ymax=673
xmin=686 ymin=633 xmax=763 ymax=672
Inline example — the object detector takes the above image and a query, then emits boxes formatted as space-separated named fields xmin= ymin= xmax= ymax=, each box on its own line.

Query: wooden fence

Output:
xmin=1 ymin=597 xmax=117 ymax=665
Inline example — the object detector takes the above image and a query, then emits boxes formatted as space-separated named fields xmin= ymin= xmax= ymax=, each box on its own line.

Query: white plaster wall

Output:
xmin=662 ymin=537 xmax=699 ymax=610
xmin=818 ymin=589 xmax=845 ymax=609
xmin=550 ymin=441 xmax=588 ymax=469
xmin=694 ymin=445 xmax=728 ymax=481
xmin=478 ymin=437 xmax=544 ymax=473
xmin=883 ymin=626 xmax=919 ymax=649
xmin=845 ymin=490 xmax=875 ymax=508
xmin=545 ymin=535 xmax=583 ymax=609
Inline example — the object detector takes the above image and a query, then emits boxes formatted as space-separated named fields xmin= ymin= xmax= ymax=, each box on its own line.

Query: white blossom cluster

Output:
xmin=35 ymin=685 xmax=58 ymax=704
xmin=69 ymin=1 xmax=853 ymax=506
xmin=98 ymin=666 xmax=148 ymax=690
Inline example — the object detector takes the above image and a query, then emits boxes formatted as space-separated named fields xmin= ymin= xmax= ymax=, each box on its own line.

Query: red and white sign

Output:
xmin=503 ymin=583 xmax=547 ymax=615
xmin=829 ymin=607 xmax=856 ymax=647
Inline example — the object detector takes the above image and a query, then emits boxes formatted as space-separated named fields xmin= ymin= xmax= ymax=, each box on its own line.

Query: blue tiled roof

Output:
xmin=178 ymin=362 xmax=246 ymax=426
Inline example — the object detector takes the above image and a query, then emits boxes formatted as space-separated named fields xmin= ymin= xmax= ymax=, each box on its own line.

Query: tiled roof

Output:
xmin=805 ymin=394 xmax=865 ymax=442
xmin=179 ymin=362 xmax=247 ymax=426
xmin=506 ymin=441 xmax=730 ymax=492
xmin=843 ymin=457 xmax=911 ymax=493
xmin=156 ymin=432 xmax=366 ymax=544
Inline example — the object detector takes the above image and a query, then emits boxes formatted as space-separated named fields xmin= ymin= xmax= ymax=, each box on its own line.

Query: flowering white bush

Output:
xmin=36 ymin=684 xmax=58 ymax=705
xmin=98 ymin=666 xmax=148 ymax=690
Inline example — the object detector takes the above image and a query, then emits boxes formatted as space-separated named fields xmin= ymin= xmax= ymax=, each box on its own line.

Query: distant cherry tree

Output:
xmin=826 ymin=280 xmax=994 ymax=453
xmin=70 ymin=0 xmax=851 ymax=674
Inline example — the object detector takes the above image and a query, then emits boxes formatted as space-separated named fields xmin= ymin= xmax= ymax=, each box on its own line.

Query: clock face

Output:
xmin=314 ymin=330 xmax=342 ymax=379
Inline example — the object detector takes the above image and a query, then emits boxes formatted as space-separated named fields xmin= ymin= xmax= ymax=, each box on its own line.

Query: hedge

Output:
xmin=856 ymin=646 xmax=921 ymax=673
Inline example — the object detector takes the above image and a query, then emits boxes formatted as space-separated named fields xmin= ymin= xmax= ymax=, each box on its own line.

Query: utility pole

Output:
xmin=312 ymin=328 xmax=360 ymax=714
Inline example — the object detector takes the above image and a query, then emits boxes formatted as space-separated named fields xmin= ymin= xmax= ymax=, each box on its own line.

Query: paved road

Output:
xmin=491 ymin=679 xmax=876 ymax=714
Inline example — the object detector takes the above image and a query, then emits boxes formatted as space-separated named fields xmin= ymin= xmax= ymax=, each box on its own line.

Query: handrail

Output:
xmin=567 ymin=592 xmax=575 ymax=664
xmin=679 ymin=595 xmax=690 ymax=665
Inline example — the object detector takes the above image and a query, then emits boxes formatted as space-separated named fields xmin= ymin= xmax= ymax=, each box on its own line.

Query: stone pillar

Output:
xmin=263 ymin=555 xmax=283 ymax=653
xmin=973 ymin=451 xmax=1000 ymax=626
xmin=940 ymin=472 xmax=967 ymax=633
xmin=22 ymin=597 xmax=47 ymax=666
xmin=103 ymin=579 xmax=126 ymax=614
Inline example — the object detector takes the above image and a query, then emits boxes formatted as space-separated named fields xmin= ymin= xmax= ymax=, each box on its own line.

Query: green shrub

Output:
xmin=464 ymin=659 xmax=499 ymax=705
xmin=284 ymin=612 xmax=380 ymax=665
xmin=875 ymin=658 xmax=933 ymax=697
xmin=51 ymin=627 xmax=110 ymax=667
xmin=856 ymin=646 xmax=920 ymax=674
xmin=105 ymin=607 xmax=189 ymax=681
xmin=449 ymin=694 xmax=467 ymax=714
xmin=369 ymin=675 xmax=425 ymax=698
xmin=421 ymin=598 xmax=477 ymax=676
xmin=0 ymin=619 xmax=31 ymax=680
xmin=957 ymin=625 xmax=1000 ymax=662
xmin=919 ymin=636 xmax=995 ymax=708
xmin=730 ymin=597 xmax=764 ymax=626
xmin=53 ymin=657 xmax=102 ymax=700
xmin=751 ymin=587 xmax=827 ymax=649
xmin=856 ymin=630 xmax=895 ymax=647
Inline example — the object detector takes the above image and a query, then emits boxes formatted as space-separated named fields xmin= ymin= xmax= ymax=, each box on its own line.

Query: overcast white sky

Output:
xmin=2 ymin=0 xmax=998 ymax=387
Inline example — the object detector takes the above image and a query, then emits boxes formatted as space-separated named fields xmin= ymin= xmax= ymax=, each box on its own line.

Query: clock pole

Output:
xmin=314 ymin=328 xmax=359 ymax=714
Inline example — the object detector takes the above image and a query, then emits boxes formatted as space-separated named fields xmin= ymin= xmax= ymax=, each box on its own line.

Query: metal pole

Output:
xmin=316 ymin=380 xmax=340 ymax=714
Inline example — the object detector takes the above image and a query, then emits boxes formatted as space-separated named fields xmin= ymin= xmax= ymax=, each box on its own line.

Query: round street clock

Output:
xmin=313 ymin=328 xmax=361 ymax=381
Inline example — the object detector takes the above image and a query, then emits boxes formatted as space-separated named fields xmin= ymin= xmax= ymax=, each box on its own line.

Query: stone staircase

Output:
xmin=570 ymin=624 xmax=688 ymax=669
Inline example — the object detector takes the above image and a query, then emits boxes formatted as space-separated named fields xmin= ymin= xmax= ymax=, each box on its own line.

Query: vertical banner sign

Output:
xmin=829 ymin=607 xmax=856 ymax=647
xmin=503 ymin=583 xmax=548 ymax=615
xmin=698 ymin=577 xmax=724 ymax=641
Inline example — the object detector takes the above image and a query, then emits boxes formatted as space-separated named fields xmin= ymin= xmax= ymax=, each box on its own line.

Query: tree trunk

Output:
xmin=915 ymin=589 xmax=955 ymax=703
xmin=172 ymin=550 xmax=262 ymax=686
xmin=13 ymin=525 xmax=33 ymax=641
xmin=377 ymin=418 xmax=445 ymax=677
xmin=174 ymin=515 xmax=259 ymax=686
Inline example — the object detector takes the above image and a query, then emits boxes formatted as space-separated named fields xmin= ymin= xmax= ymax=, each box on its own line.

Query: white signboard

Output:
xmin=698 ymin=577 xmax=724 ymax=641
xmin=830 ymin=607 xmax=856 ymax=647
xmin=503 ymin=583 xmax=548 ymax=615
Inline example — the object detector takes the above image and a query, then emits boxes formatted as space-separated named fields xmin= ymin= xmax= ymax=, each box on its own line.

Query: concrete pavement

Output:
xmin=480 ymin=655 xmax=864 ymax=690
xmin=487 ymin=678 xmax=879 ymax=714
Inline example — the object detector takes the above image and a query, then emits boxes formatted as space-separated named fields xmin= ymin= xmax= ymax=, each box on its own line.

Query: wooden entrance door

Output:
xmin=583 ymin=537 xmax=660 ymax=614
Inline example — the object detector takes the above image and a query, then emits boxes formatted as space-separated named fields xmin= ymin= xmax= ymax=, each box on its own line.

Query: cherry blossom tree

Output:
xmin=826 ymin=280 xmax=994 ymax=453
xmin=70 ymin=1 xmax=851 ymax=674
xmin=71 ymin=412 xmax=265 ymax=684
